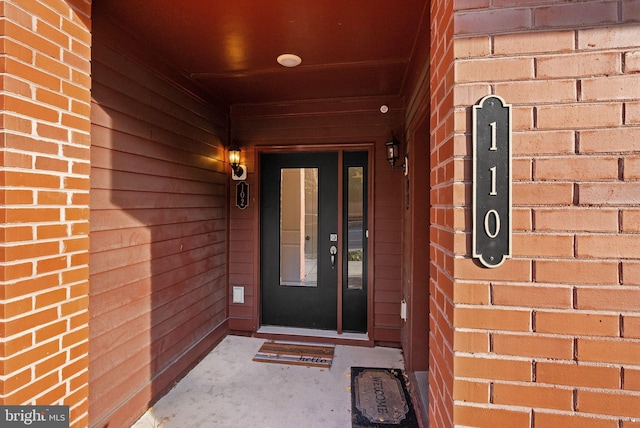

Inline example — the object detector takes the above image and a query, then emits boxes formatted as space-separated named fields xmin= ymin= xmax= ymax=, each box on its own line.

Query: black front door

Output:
xmin=261 ymin=152 xmax=339 ymax=330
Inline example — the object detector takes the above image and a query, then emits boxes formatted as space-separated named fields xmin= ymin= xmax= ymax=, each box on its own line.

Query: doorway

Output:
xmin=260 ymin=151 xmax=368 ymax=333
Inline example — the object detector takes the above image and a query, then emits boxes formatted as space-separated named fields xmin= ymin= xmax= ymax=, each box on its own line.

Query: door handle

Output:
xmin=329 ymin=245 xmax=338 ymax=269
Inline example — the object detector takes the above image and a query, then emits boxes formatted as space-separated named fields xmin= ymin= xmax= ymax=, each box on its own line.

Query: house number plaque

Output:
xmin=236 ymin=181 xmax=249 ymax=209
xmin=472 ymin=95 xmax=512 ymax=268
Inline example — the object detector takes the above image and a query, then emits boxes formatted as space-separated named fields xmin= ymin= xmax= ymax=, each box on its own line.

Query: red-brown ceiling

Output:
xmin=94 ymin=0 xmax=429 ymax=106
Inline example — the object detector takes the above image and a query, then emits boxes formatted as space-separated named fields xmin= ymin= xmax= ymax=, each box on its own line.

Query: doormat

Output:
xmin=351 ymin=367 xmax=419 ymax=428
xmin=252 ymin=341 xmax=334 ymax=368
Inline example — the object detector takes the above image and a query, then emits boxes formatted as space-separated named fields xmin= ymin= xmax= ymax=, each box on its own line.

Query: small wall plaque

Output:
xmin=236 ymin=181 xmax=249 ymax=209
xmin=472 ymin=95 xmax=512 ymax=268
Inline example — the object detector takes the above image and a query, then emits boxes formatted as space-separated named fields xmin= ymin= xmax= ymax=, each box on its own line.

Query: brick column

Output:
xmin=1 ymin=1 xmax=91 ymax=427
xmin=428 ymin=0 xmax=456 ymax=426
xmin=450 ymin=1 xmax=640 ymax=427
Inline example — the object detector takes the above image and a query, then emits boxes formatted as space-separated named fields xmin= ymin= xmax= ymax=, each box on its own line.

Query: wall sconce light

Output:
xmin=229 ymin=144 xmax=247 ymax=180
xmin=386 ymin=136 xmax=399 ymax=168
xmin=386 ymin=133 xmax=400 ymax=168
xmin=386 ymin=132 xmax=407 ymax=173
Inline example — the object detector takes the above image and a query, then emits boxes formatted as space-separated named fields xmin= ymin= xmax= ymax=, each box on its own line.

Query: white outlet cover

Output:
xmin=232 ymin=286 xmax=244 ymax=304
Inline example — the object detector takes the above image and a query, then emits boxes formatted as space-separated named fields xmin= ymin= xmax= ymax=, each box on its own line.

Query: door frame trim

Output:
xmin=253 ymin=143 xmax=375 ymax=342
xmin=403 ymin=117 xmax=431 ymax=371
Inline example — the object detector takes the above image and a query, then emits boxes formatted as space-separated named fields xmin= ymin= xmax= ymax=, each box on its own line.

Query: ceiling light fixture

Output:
xmin=277 ymin=53 xmax=302 ymax=67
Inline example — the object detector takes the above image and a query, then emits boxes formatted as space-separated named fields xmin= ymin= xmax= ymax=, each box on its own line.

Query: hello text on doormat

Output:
xmin=253 ymin=341 xmax=334 ymax=368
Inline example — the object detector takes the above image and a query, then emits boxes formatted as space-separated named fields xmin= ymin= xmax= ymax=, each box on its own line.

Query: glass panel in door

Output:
xmin=346 ymin=166 xmax=364 ymax=290
xmin=343 ymin=151 xmax=368 ymax=333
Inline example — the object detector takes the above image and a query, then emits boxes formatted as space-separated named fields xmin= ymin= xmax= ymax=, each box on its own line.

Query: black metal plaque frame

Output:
xmin=472 ymin=95 xmax=512 ymax=268
xmin=236 ymin=181 xmax=249 ymax=209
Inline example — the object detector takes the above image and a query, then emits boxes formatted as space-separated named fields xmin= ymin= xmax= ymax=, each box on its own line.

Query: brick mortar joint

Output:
xmin=1 ymin=312 xmax=87 ymax=338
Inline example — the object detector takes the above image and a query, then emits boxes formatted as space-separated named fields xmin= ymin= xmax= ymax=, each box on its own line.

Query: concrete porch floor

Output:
xmin=131 ymin=334 xmax=423 ymax=428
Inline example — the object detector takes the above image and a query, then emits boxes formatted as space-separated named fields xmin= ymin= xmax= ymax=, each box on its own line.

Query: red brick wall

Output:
xmin=88 ymin=15 xmax=230 ymax=428
xmin=428 ymin=0 xmax=456 ymax=426
xmin=0 ymin=1 xmax=92 ymax=426
xmin=450 ymin=1 xmax=640 ymax=426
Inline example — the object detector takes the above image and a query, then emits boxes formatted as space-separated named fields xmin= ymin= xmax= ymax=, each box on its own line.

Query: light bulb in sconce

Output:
xmin=229 ymin=144 xmax=246 ymax=180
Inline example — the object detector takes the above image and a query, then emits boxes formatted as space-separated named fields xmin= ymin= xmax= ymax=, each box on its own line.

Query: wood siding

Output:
xmin=231 ymin=98 xmax=405 ymax=343
xmin=89 ymin=20 xmax=230 ymax=428
xmin=401 ymin=1 xmax=431 ymax=374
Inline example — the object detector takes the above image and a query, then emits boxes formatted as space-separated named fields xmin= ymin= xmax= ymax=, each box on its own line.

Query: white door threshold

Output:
xmin=257 ymin=325 xmax=369 ymax=341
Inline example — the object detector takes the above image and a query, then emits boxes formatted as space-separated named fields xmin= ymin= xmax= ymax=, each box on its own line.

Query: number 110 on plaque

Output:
xmin=472 ymin=95 xmax=512 ymax=268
